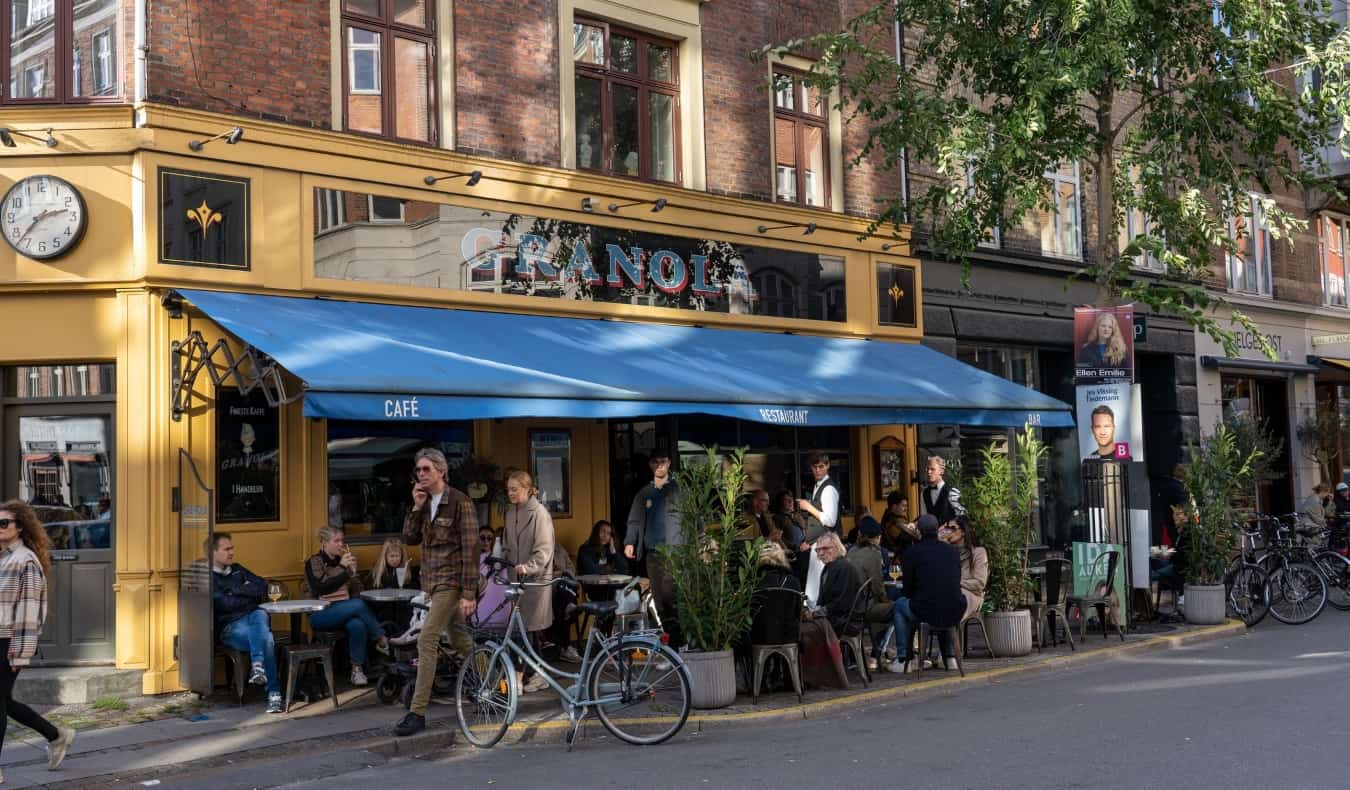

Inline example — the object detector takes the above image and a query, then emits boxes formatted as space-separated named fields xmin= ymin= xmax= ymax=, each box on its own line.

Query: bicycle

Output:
xmin=1252 ymin=514 xmax=1328 ymax=625
xmin=456 ymin=562 xmax=691 ymax=750
xmin=1223 ymin=523 xmax=1270 ymax=627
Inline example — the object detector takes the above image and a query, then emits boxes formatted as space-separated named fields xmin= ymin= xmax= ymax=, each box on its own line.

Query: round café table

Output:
xmin=359 ymin=588 xmax=422 ymax=603
xmin=260 ymin=599 xmax=330 ymax=645
xmin=576 ymin=573 xmax=637 ymax=634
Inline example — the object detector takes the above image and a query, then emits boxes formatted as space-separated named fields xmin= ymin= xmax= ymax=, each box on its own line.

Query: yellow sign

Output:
xmin=1312 ymin=333 xmax=1350 ymax=347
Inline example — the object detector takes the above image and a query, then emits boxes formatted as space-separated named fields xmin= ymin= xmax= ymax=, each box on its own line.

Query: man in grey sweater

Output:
xmin=624 ymin=448 xmax=683 ymax=648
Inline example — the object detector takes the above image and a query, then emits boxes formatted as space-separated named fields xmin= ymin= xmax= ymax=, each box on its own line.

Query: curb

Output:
xmin=459 ymin=619 xmax=1249 ymax=747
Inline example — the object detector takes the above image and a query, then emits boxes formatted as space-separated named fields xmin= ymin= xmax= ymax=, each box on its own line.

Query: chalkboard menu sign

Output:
xmin=216 ymin=388 xmax=280 ymax=523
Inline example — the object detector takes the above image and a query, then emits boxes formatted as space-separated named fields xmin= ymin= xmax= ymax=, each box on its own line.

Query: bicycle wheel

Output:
xmin=1224 ymin=563 xmax=1270 ymax=627
xmin=587 ymin=641 xmax=690 ymax=746
xmin=1313 ymin=551 xmax=1350 ymax=611
xmin=1267 ymin=563 xmax=1328 ymax=625
xmin=455 ymin=644 xmax=517 ymax=749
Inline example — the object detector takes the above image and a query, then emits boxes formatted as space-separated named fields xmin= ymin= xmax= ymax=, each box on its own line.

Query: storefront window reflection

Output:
xmin=311 ymin=188 xmax=846 ymax=322
xmin=326 ymin=421 xmax=472 ymax=540
xmin=5 ymin=364 xmax=114 ymax=399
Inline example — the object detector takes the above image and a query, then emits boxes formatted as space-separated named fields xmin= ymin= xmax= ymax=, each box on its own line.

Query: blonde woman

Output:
xmin=499 ymin=470 xmax=554 ymax=692
xmin=1077 ymin=311 xmax=1129 ymax=368
xmin=304 ymin=526 xmax=389 ymax=686
xmin=371 ymin=538 xmax=420 ymax=591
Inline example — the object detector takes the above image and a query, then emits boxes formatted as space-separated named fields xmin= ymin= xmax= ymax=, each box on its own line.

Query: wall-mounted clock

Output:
xmin=1 ymin=175 xmax=88 ymax=260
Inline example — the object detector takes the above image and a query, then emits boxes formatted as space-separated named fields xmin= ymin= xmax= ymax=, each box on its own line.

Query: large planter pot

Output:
xmin=1184 ymin=583 xmax=1227 ymax=625
xmin=985 ymin=610 xmax=1034 ymax=657
xmin=682 ymin=649 xmax=736 ymax=709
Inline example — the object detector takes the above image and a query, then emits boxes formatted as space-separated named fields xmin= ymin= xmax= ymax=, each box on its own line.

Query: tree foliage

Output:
xmin=763 ymin=0 xmax=1350 ymax=354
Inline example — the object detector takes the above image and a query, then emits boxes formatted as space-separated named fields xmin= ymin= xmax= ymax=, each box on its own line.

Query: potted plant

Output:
xmin=657 ymin=447 xmax=763 ymax=709
xmin=953 ymin=425 xmax=1047 ymax=657
xmin=1177 ymin=422 xmax=1263 ymax=624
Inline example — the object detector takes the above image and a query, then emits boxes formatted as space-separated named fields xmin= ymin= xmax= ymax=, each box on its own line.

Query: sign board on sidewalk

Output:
xmin=1072 ymin=542 xmax=1128 ymax=629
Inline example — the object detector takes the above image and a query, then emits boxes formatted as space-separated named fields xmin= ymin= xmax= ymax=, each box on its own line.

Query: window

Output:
xmin=772 ymin=70 xmax=828 ymax=208
xmin=341 ymin=0 xmax=436 ymax=144
xmin=4 ymin=0 xmax=121 ymax=103
xmin=367 ymin=195 xmax=405 ymax=223
xmin=1227 ymin=193 xmax=1272 ymax=296
xmin=1320 ymin=214 xmax=1349 ymax=307
xmin=1040 ymin=162 xmax=1081 ymax=259
xmin=965 ymin=165 xmax=1000 ymax=249
xmin=91 ymin=29 xmax=113 ymax=95
xmin=315 ymin=189 xmax=348 ymax=233
xmin=572 ymin=19 xmax=679 ymax=183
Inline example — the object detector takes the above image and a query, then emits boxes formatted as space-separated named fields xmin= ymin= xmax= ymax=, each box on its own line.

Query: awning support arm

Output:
xmin=170 ymin=330 xmax=302 ymax=421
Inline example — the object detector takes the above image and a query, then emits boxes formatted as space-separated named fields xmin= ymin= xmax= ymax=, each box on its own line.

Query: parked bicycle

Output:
xmin=1251 ymin=514 xmax=1328 ymax=625
xmin=456 ymin=559 xmax=691 ymax=750
xmin=1223 ymin=523 xmax=1270 ymax=627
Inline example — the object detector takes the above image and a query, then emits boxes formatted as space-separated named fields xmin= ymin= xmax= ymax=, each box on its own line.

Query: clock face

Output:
xmin=2 ymin=176 xmax=88 ymax=260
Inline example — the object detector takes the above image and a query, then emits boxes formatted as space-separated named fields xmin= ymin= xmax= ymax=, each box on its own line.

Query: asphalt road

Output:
xmin=223 ymin=611 xmax=1350 ymax=789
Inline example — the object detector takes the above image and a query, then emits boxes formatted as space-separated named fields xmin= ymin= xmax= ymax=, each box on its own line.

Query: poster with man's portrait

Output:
xmin=216 ymin=388 xmax=280 ymax=523
xmin=1074 ymin=305 xmax=1135 ymax=383
xmin=1075 ymin=382 xmax=1138 ymax=462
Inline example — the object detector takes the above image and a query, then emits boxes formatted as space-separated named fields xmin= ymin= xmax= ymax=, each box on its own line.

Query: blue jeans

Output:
xmin=309 ymin=599 xmax=384 ymax=666
xmin=889 ymin=595 xmax=954 ymax=660
xmin=219 ymin=609 xmax=279 ymax=695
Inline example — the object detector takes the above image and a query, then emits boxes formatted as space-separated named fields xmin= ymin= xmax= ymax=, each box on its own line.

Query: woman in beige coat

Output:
xmin=500 ymin=470 xmax=555 ymax=692
xmin=943 ymin=515 xmax=988 ymax=621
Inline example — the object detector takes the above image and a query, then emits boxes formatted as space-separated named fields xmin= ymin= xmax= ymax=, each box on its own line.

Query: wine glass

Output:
xmin=267 ymin=581 xmax=285 ymax=603
xmin=888 ymin=563 xmax=902 ymax=582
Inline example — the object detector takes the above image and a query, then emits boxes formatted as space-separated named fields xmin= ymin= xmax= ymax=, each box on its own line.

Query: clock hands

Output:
xmin=16 ymin=207 xmax=68 ymax=245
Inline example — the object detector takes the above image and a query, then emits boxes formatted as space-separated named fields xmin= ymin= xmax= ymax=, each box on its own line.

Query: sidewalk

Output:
xmin=7 ymin=618 xmax=1247 ymax=789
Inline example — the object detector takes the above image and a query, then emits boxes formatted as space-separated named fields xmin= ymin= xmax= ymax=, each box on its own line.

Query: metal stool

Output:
xmin=749 ymin=643 xmax=802 ymax=704
xmin=915 ymin=622 xmax=965 ymax=678
xmin=961 ymin=613 xmax=996 ymax=659
xmin=283 ymin=643 xmax=338 ymax=713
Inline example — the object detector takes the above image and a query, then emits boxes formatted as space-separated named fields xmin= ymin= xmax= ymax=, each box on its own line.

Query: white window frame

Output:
xmin=347 ymin=27 xmax=381 ymax=94
xmin=27 ymin=0 xmax=55 ymax=25
xmin=25 ymin=64 xmax=44 ymax=99
xmin=93 ymin=29 xmax=114 ymax=95
xmin=315 ymin=189 xmax=347 ymax=233
xmin=366 ymin=194 xmax=404 ymax=223
xmin=1041 ymin=162 xmax=1082 ymax=259
xmin=1227 ymin=193 xmax=1272 ymax=297
xmin=72 ymin=46 xmax=81 ymax=95
xmin=1321 ymin=213 xmax=1350 ymax=308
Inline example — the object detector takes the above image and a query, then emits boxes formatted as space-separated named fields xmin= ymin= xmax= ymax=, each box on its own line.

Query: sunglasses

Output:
xmin=0 ymin=519 xmax=15 ymax=529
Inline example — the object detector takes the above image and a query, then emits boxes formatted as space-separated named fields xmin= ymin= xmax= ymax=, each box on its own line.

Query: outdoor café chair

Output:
xmin=1038 ymin=558 xmax=1075 ymax=651
xmin=837 ymin=584 xmax=873 ymax=687
xmin=1065 ymin=550 xmax=1125 ymax=643
xmin=915 ymin=621 xmax=965 ymax=678
xmin=960 ymin=612 xmax=996 ymax=659
xmin=748 ymin=585 xmax=805 ymax=704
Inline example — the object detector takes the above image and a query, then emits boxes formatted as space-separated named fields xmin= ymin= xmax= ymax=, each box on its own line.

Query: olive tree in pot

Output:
xmin=656 ymin=447 xmax=763 ymax=708
xmin=952 ymin=425 xmax=1047 ymax=657
xmin=1177 ymin=422 xmax=1263 ymax=625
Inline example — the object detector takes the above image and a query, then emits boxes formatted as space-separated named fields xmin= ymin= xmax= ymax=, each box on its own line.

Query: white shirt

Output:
xmin=812 ymin=477 xmax=839 ymax=530
xmin=429 ymin=490 xmax=444 ymax=517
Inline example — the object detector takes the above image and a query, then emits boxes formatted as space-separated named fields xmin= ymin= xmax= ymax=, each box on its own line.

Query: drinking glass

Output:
xmin=888 ymin=564 xmax=901 ymax=582
xmin=267 ymin=581 xmax=285 ymax=603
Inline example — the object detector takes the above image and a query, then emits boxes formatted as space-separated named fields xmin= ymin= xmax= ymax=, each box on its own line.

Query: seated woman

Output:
xmin=474 ymin=526 xmax=511 ymax=632
xmin=734 ymin=543 xmax=803 ymax=681
xmin=941 ymin=515 xmax=988 ymax=623
xmin=885 ymin=515 xmax=965 ymax=674
xmin=576 ymin=520 xmax=628 ymax=593
xmin=797 ymin=532 xmax=857 ymax=690
xmin=368 ymin=537 xmax=420 ymax=632
xmin=304 ymin=526 xmax=389 ymax=686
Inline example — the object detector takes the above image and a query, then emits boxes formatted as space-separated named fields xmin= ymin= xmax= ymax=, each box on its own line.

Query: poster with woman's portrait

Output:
xmin=216 ymin=388 xmax=280 ymax=522
xmin=1073 ymin=305 xmax=1135 ymax=383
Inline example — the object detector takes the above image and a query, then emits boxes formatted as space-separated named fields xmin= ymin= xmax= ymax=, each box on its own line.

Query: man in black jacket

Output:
xmin=885 ymin=515 xmax=965 ymax=673
xmin=211 ymin=533 xmax=282 ymax=713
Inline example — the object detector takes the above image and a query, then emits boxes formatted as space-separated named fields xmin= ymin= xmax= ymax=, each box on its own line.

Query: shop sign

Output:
xmin=216 ymin=388 xmax=279 ymax=523
xmin=1313 ymin=333 xmax=1350 ymax=347
xmin=160 ymin=168 xmax=251 ymax=270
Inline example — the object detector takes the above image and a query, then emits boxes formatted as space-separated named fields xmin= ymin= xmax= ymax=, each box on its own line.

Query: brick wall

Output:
xmin=146 ymin=0 xmax=331 ymax=127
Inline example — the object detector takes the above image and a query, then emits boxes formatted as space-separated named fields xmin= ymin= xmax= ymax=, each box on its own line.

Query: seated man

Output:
xmin=885 ymin=515 xmax=965 ymax=673
xmin=211 ymin=533 xmax=282 ymax=713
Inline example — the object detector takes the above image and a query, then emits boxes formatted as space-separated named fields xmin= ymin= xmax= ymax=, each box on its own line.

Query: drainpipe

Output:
xmin=893 ymin=10 xmax=910 ymax=223
xmin=134 ymin=0 xmax=147 ymax=103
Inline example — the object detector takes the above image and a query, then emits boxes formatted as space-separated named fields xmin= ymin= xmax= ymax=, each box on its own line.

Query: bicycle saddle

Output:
xmin=580 ymin=600 xmax=618 ymax=617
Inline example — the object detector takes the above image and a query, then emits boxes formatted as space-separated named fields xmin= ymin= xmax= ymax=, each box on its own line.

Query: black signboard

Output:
xmin=160 ymin=168 xmax=251 ymax=270
xmin=216 ymin=388 xmax=279 ymax=523
xmin=876 ymin=262 xmax=917 ymax=328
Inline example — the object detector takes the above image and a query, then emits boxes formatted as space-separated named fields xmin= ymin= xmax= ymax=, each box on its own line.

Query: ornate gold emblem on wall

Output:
xmin=888 ymin=282 xmax=905 ymax=306
xmin=187 ymin=200 xmax=223 ymax=236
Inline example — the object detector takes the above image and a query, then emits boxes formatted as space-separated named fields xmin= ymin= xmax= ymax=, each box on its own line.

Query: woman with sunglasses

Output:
xmin=0 ymin=500 xmax=75 ymax=781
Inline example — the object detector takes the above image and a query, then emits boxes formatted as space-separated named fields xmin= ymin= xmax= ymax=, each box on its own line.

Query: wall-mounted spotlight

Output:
xmin=757 ymin=221 xmax=817 ymax=235
xmin=188 ymin=126 xmax=244 ymax=151
xmin=0 ymin=127 xmax=57 ymax=148
xmin=423 ymin=169 xmax=482 ymax=186
xmin=607 ymin=197 xmax=668 ymax=213
xmin=581 ymin=197 xmax=596 ymax=213
xmin=881 ymin=242 xmax=903 ymax=251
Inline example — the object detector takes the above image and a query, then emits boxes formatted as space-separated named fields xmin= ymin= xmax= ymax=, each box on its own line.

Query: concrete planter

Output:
xmin=985 ymin=610 xmax=1034 ymax=657
xmin=682 ymin=649 xmax=736 ymax=709
xmin=1184 ymin=583 xmax=1227 ymax=625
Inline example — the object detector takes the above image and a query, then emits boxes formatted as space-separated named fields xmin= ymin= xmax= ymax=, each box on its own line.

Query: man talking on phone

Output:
xmin=393 ymin=448 xmax=479 ymax=737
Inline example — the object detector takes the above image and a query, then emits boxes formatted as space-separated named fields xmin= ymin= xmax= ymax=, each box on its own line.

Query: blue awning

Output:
xmin=174 ymin=289 xmax=1074 ymax=428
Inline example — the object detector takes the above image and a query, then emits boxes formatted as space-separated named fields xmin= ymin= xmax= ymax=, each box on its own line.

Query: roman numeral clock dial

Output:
xmin=2 ymin=176 xmax=89 ymax=260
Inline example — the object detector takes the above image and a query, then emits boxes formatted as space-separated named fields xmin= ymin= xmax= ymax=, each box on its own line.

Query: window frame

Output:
xmin=339 ymin=1 xmax=438 ymax=145
xmin=1 ymin=0 xmax=122 ymax=105
xmin=366 ymin=194 xmax=405 ymax=224
xmin=1041 ymin=161 xmax=1082 ymax=260
xmin=572 ymin=17 xmax=682 ymax=184
xmin=91 ymin=27 xmax=113 ymax=95
xmin=1320 ymin=213 xmax=1350 ymax=308
xmin=1227 ymin=193 xmax=1273 ymax=297
xmin=771 ymin=68 xmax=830 ymax=210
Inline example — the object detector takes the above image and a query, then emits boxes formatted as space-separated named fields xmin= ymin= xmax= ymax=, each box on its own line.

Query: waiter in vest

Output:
xmin=919 ymin=455 xmax=959 ymax=523
xmin=797 ymin=451 xmax=839 ymax=602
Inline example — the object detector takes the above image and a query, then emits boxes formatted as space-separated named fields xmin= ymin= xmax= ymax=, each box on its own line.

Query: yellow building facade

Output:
xmin=0 ymin=105 xmax=925 ymax=694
